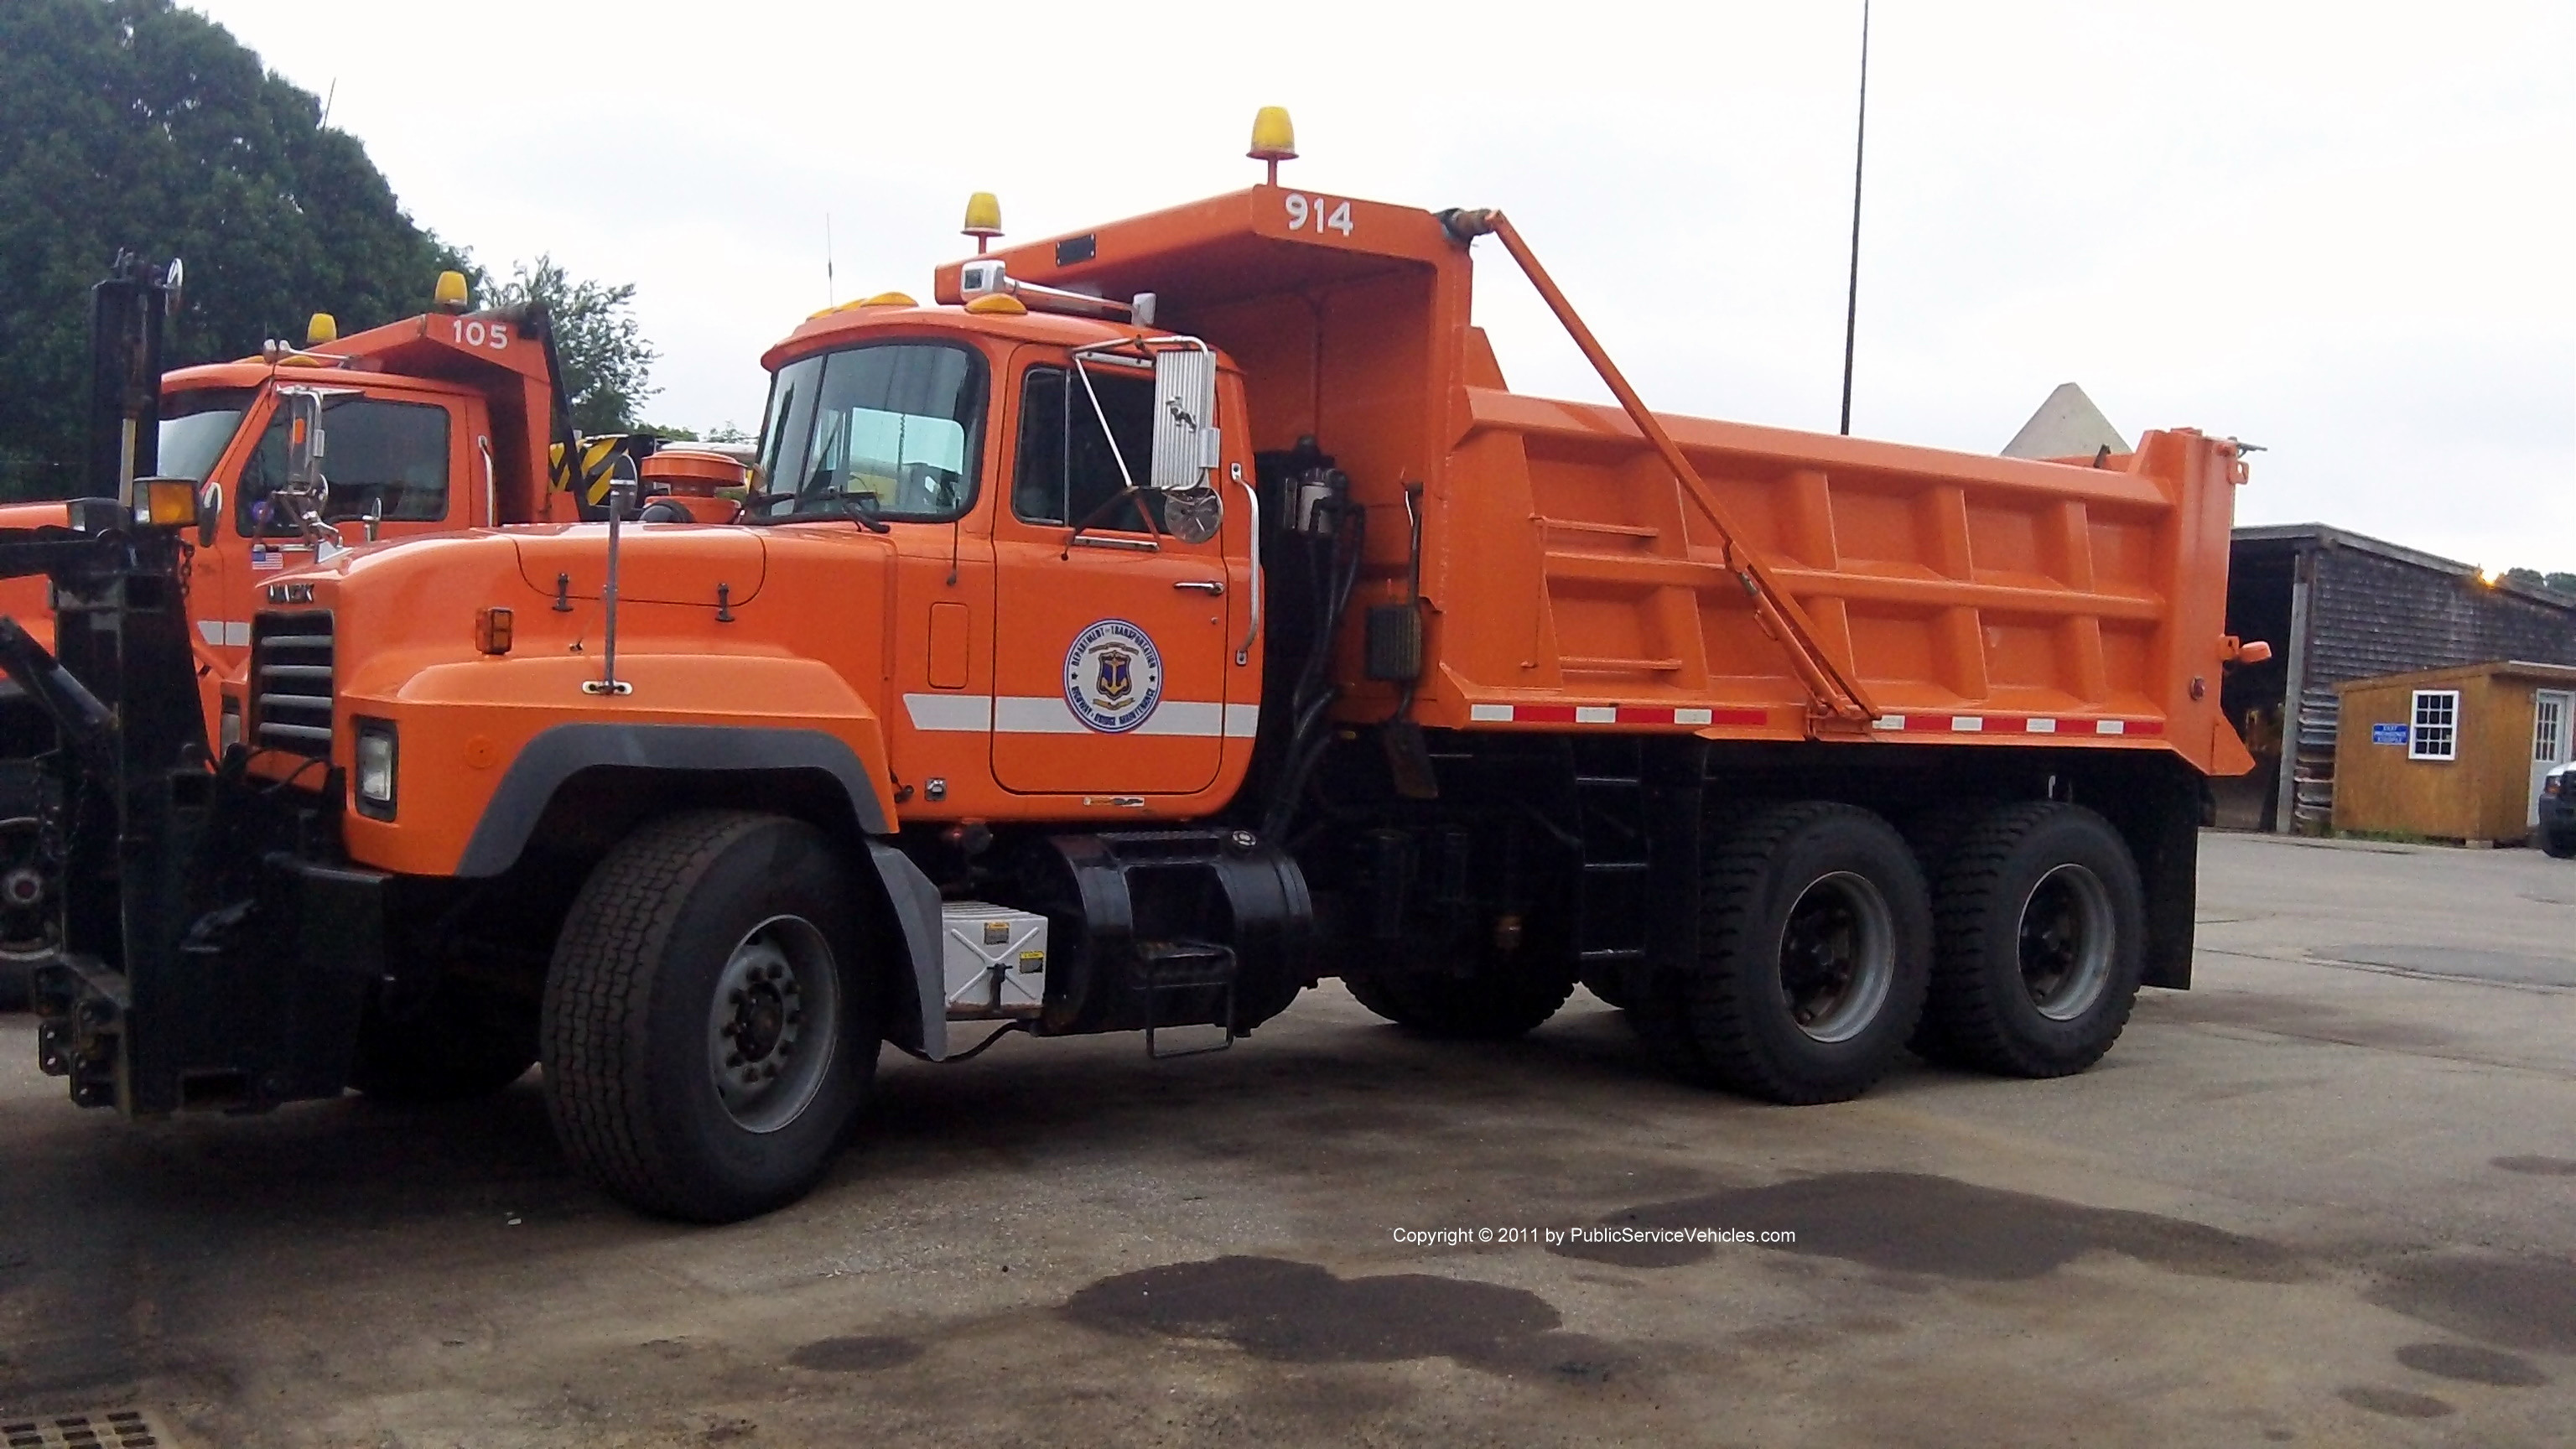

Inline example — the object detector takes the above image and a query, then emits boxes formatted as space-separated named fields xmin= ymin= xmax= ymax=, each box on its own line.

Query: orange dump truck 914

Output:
xmin=0 ymin=118 xmax=2260 ymax=1223
xmin=0 ymin=259 xmax=741 ymax=1003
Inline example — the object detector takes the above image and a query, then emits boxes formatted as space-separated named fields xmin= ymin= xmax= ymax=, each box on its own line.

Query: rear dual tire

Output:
xmin=543 ymin=811 xmax=881 ymax=1223
xmin=1638 ymin=802 xmax=1932 ymax=1104
xmin=1913 ymin=802 xmax=2147 ymax=1078
xmin=2543 ymin=827 xmax=2576 ymax=860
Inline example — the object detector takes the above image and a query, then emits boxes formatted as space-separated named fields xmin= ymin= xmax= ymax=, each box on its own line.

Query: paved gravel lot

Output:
xmin=3 ymin=832 xmax=2572 ymax=1447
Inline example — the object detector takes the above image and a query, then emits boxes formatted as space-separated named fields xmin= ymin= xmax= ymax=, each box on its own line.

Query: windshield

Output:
xmin=752 ymin=342 xmax=984 ymax=524
xmin=157 ymin=387 xmax=256 ymax=483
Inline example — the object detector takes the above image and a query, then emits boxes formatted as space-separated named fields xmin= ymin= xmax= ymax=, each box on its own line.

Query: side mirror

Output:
xmin=199 ymin=481 xmax=221 ymax=547
xmin=1149 ymin=347 xmax=1218 ymax=491
xmin=283 ymin=389 xmax=325 ymax=489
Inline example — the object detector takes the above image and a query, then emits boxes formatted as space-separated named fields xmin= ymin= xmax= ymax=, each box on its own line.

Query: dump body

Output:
xmin=944 ymin=184 xmax=2255 ymax=777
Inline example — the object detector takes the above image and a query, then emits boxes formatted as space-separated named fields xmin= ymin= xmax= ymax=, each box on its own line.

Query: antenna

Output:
xmin=1837 ymin=0 xmax=1870 ymax=437
xmin=320 ymin=78 xmax=336 ymax=129
xmin=824 ymin=213 xmax=836 ymax=306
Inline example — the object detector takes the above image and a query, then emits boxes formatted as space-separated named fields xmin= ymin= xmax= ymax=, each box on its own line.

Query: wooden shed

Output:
xmin=2332 ymin=661 xmax=2576 ymax=845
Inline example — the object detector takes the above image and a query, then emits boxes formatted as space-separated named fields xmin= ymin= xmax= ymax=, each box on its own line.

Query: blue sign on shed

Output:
xmin=2371 ymin=722 xmax=2409 ymax=745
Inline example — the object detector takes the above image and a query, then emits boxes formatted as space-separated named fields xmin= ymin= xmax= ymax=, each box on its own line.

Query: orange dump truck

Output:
xmin=1 ymin=123 xmax=2258 ymax=1222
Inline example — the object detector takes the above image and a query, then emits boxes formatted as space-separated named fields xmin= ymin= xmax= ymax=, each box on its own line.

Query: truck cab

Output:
xmin=743 ymin=295 xmax=1260 ymax=818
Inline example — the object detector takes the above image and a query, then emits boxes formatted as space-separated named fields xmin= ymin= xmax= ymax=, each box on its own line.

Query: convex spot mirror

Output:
xmin=1164 ymin=486 xmax=1223 ymax=544
xmin=1149 ymin=347 xmax=1219 ymax=492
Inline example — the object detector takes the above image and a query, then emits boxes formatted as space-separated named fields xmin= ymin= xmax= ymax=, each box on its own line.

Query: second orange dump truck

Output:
xmin=3 ymin=120 xmax=2257 ymax=1222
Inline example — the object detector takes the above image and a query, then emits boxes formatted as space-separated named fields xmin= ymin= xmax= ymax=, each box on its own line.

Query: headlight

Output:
xmin=353 ymin=719 xmax=397 ymax=819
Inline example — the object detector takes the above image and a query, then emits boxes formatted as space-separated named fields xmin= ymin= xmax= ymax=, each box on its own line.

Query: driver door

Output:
xmin=989 ymin=357 xmax=1231 ymax=796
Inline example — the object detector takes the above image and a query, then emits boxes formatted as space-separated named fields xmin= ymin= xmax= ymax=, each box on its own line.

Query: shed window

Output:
xmin=2537 ymin=694 xmax=2565 ymax=763
xmin=2409 ymin=690 xmax=2459 ymax=761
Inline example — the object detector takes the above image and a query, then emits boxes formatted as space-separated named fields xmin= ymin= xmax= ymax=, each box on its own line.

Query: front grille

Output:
xmin=251 ymin=610 xmax=335 ymax=757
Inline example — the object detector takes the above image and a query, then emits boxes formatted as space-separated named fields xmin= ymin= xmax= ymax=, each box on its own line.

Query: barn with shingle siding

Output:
xmin=2220 ymin=524 xmax=2576 ymax=834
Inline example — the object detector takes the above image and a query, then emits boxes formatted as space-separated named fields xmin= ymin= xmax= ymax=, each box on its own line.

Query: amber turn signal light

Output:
xmin=137 ymin=477 xmax=198 ymax=528
xmin=476 ymin=606 xmax=514 ymax=656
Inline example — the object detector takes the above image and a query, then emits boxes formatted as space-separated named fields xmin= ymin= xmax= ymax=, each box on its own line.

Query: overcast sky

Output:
xmin=191 ymin=0 xmax=2573 ymax=573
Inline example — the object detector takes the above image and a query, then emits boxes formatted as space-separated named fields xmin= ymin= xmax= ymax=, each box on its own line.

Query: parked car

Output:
xmin=2542 ymin=761 xmax=2576 ymax=858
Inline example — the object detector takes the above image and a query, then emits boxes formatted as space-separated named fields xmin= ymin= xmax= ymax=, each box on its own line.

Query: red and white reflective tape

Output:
xmin=1870 ymin=714 xmax=2163 ymax=737
xmin=1466 ymin=704 xmax=1769 ymax=728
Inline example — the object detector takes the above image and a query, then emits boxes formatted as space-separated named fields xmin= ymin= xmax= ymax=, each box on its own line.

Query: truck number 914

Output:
xmin=449 ymin=318 xmax=512 ymax=351
xmin=1284 ymin=193 xmax=1354 ymax=237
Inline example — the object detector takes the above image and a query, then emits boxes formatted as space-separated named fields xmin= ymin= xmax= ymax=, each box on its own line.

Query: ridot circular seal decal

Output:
xmin=1063 ymin=619 xmax=1164 ymax=733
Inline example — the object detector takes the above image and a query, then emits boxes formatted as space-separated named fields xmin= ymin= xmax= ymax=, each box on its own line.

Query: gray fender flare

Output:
xmin=454 ymin=723 xmax=888 ymax=875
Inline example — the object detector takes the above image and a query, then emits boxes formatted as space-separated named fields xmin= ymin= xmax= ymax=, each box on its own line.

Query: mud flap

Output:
xmin=866 ymin=841 xmax=948 ymax=1061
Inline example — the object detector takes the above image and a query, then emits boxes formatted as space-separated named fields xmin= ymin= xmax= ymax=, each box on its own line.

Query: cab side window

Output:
xmin=1014 ymin=365 xmax=1161 ymax=531
xmin=239 ymin=396 xmax=450 ymax=534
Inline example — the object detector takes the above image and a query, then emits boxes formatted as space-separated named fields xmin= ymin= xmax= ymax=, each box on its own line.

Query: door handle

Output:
xmin=1174 ymin=579 xmax=1225 ymax=595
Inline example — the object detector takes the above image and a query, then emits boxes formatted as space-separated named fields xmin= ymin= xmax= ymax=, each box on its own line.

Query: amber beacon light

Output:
xmin=962 ymin=192 xmax=1003 ymax=254
xmin=1249 ymin=106 xmax=1296 ymax=184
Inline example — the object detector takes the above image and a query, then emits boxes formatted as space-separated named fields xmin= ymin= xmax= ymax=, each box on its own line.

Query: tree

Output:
xmin=2503 ymin=568 xmax=2576 ymax=599
xmin=485 ymin=257 xmax=658 ymax=435
xmin=0 ymin=0 xmax=470 ymax=497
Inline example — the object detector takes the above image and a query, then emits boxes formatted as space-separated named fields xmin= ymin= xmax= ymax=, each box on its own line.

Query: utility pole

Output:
xmin=1838 ymin=0 xmax=1871 ymax=436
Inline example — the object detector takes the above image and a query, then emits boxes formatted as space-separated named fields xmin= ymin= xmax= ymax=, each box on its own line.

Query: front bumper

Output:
xmin=35 ymin=851 xmax=387 ymax=1115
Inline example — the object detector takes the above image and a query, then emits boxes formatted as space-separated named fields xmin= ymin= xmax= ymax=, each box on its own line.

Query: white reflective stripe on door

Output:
xmin=905 ymin=693 xmax=1255 ymax=739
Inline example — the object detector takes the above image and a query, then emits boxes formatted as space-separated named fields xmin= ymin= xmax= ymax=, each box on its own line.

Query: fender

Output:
xmin=450 ymin=720 xmax=951 ymax=1057
xmin=454 ymin=722 xmax=890 ymax=876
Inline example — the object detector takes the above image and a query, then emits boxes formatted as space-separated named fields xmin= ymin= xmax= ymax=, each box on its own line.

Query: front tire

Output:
xmin=1641 ymin=802 xmax=1932 ymax=1104
xmin=2543 ymin=826 xmax=2576 ymax=860
xmin=1917 ymin=802 xmax=2147 ymax=1078
xmin=543 ymin=812 xmax=880 ymax=1223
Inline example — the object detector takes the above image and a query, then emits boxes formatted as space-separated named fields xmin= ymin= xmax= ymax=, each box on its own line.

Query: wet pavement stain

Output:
xmin=2491 ymin=1154 xmax=2576 ymax=1176
xmin=2153 ymin=989 xmax=2461 ymax=1051
xmin=1061 ymin=1254 xmax=1623 ymax=1379
xmin=787 ymin=1335 xmax=926 ymax=1374
xmin=2392 ymin=1342 xmax=2551 ymax=1388
xmin=1550 ymin=1172 xmax=2308 ymax=1282
xmin=2367 ymin=1254 xmax=2576 ymax=1354
xmin=2337 ymin=1385 xmax=2454 ymax=1419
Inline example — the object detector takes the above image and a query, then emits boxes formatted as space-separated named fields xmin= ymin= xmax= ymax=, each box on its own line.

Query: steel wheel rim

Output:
xmin=1776 ymin=871 xmax=1896 ymax=1044
xmin=2018 ymin=864 xmax=2114 ymax=1021
xmin=705 ymin=914 xmax=841 ymax=1134
xmin=0 ymin=816 xmax=58 ymax=963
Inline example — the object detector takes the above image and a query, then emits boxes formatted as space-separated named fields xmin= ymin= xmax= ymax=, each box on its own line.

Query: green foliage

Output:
xmin=2504 ymin=568 xmax=2576 ymax=599
xmin=485 ymin=257 xmax=658 ymax=435
xmin=0 ymin=0 xmax=470 ymax=498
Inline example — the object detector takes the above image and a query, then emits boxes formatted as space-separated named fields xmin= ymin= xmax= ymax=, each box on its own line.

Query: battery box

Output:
xmin=940 ymin=901 xmax=1049 ymax=1018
